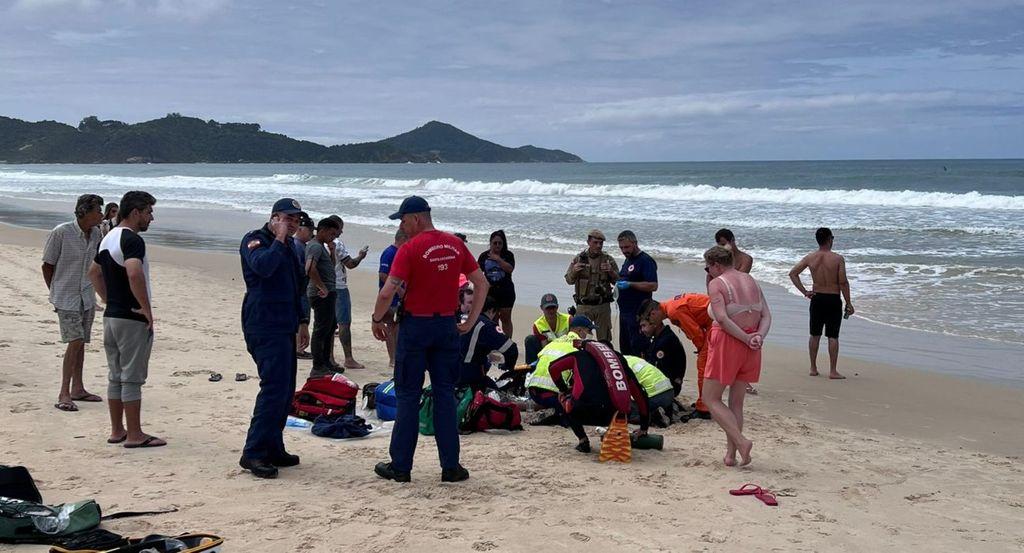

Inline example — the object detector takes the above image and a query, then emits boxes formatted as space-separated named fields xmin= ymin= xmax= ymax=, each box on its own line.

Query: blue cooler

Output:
xmin=375 ymin=381 xmax=397 ymax=421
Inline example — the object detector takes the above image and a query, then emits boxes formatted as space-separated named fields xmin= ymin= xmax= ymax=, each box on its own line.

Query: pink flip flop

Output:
xmin=754 ymin=490 xmax=779 ymax=506
xmin=729 ymin=483 xmax=763 ymax=496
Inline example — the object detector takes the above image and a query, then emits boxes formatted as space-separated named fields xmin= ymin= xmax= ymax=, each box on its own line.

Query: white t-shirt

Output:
xmin=334 ymin=239 xmax=351 ymax=289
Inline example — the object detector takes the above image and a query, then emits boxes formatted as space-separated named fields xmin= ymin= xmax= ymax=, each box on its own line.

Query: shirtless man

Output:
xmin=704 ymin=246 xmax=771 ymax=467
xmin=715 ymin=228 xmax=753 ymax=272
xmin=788 ymin=227 xmax=854 ymax=379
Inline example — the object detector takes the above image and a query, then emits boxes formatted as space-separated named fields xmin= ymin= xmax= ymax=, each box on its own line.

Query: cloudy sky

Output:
xmin=2 ymin=0 xmax=1022 ymax=161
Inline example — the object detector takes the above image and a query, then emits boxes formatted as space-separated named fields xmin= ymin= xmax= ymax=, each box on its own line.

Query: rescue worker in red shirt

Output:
xmin=371 ymin=196 xmax=489 ymax=484
xmin=639 ymin=294 xmax=713 ymax=419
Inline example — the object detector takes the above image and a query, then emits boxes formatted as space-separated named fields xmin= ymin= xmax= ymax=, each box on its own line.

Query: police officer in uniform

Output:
xmin=564 ymin=229 xmax=619 ymax=342
xmin=238 ymin=198 xmax=305 ymax=479
xmin=371 ymin=196 xmax=488 ymax=483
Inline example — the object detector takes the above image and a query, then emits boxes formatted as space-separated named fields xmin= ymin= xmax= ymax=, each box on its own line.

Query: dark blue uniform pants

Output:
xmin=243 ymin=333 xmax=297 ymax=460
xmin=390 ymin=315 xmax=460 ymax=472
xmin=619 ymin=310 xmax=644 ymax=356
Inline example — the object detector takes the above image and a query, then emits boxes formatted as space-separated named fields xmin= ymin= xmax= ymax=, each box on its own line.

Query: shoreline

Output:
xmin=2 ymin=222 xmax=1023 ymax=551
xmin=3 ymin=220 xmax=1022 ymax=458
xmin=3 ymin=196 xmax=1022 ymax=387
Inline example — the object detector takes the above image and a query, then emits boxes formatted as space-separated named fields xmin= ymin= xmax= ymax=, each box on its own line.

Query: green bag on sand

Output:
xmin=418 ymin=386 xmax=473 ymax=436
xmin=0 ymin=497 xmax=101 ymax=544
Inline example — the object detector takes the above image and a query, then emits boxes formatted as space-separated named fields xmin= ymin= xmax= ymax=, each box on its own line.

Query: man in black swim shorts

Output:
xmin=789 ymin=228 xmax=854 ymax=379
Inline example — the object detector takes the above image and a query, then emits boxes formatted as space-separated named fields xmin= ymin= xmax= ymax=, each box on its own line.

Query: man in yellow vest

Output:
xmin=624 ymin=355 xmax=674 ymax=427
xmin=526 ymin=315 xmax=594 ymax=410
xmin=524 ymin=293 xmax=571 ymax=364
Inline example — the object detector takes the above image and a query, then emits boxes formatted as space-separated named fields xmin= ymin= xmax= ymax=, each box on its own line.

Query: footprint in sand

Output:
xmin=905 ymin=491 xmax=940 ymax=503
xmin=570 ymin=533 xmax=591 ymax=542
xmin=472 ymin=541 xmax=498 ymax=551
xmin=10 ymin=402 xmax=40 ymax=413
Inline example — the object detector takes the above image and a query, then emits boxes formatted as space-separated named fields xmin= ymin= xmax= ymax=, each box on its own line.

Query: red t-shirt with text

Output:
xmin=389 ymin=230 xmax=478 ymax=315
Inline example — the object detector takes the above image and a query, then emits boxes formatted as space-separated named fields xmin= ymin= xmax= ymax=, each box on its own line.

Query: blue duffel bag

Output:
xmin=374 ymin=381 xmax=397 ymax=421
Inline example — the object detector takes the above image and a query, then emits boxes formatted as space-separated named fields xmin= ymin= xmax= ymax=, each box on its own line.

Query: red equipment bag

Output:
xmin=463 ymin=391 xmax=523 ymax=432
xmin=291 ymin=374 xmax=359 ymax=420
xmin=301 ymin=374 xmax=359 ymax=400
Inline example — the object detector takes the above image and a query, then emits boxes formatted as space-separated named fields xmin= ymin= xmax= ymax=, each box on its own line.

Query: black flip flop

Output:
xmin=235 ymin=373 xmax=248 ymax=382
xmin=208 ymin=372 xmax=223 ymax=382
xmin=71 ymin=393 xmax=103 ymax=402
xmin=107 ymin=433 xmax=128 ymax=444
xmin=124 ymin=436 xmax=166 ymax=449
xmin=54 ymin=401 xmax=78 ymax=412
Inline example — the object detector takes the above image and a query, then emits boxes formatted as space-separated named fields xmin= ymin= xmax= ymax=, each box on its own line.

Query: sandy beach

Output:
xmin=2 ymin=221 xmax=1024 ymax=552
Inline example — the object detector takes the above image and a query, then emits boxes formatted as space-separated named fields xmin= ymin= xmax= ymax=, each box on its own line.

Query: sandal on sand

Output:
xmin=755 ymin=491 xmax=778 ymax=506
xmin=107 ymin=433 xmax=128 ymax=444
xmin=71 ymin=393 xmax=103 ymax=402
xmin=729 ymin=483 xmax=763 ymax=496
xmin=208 ymin=372 xmax=223 ymax=382
xmin=235 ymin=373 xmax=248 ymax=382
xmin=124 ymin=436 xmax=166 ymax=449
xmin=54 ymin=401 xmax=78 ymax=412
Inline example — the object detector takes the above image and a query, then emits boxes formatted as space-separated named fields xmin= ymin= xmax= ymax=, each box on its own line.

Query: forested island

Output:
xmin=0 ymin=114 xmax=583 ymax=163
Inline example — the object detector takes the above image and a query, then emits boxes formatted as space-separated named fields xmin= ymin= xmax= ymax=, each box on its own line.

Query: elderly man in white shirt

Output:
xmin=42 ymin=194 xmax=106 ymax=412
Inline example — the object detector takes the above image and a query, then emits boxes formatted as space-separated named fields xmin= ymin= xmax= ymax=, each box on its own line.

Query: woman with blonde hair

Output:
xmin=703 ymin=245 xmax=771 ymax=467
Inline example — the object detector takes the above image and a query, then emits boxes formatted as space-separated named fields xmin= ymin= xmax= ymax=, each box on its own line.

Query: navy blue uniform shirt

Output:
xmin=458 ymin=313 xmax=518 ymax=389
xmin=618 ymin=250 xmax=658 ymax=314
xmin=240 ymin=224 xmax=304 ymax=336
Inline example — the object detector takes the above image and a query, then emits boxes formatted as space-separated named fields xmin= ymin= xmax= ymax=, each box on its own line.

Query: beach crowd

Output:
xmin=40 ymin=191 xmax=854 ymax=481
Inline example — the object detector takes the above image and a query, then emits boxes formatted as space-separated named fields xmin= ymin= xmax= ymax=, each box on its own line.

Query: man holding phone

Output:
xmin=238 ymin=198 xmax=306 ymax=479
xmin=327 ymin=215 xmax=370 ymax=370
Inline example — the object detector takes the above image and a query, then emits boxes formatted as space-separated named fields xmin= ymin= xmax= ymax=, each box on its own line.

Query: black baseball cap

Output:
xmin=297 ymin=212 xmax=314 ymax=229
xmin=389 ymin=195 xmax=431 ymax=220
xmin=540 ymin=293 xmax=558 ymax=308
xmin=272 ymin=198 xmax=303 ymax=215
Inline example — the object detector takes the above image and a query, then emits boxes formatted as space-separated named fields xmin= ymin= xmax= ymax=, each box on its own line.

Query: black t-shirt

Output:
xmin=478 ymin=250 xmax=516 ymax=291
xmin=644 ymin=325 xmax=686 ymax=384
xmin=95 ymin=227 xmax=149 ymax=323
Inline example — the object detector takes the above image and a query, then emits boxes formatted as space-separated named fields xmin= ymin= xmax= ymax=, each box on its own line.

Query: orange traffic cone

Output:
xmin=599 ymin=412 xmax=632 ymax=463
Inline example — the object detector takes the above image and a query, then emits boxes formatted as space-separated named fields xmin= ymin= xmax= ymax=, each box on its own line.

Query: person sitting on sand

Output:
xmin=639 ymin=294 xmax=713 ymax=420
xmin=636 ymin=301 xmax=687 ymax=408
xmin=704 ymin=245 xmax=772 ymax=467
xmin=524 ymin=293 xmax=570 ymax=364
xmin=788 ymin=227 xmax=854 ymax=380
xmin=458 ymin=297 xmax=519 ymax=391
xmin=624 ymin=355 xmax=674 ymax=427
xmin=548 ymin=340 xmax=651 ymax=453
xmin=526 ymin=315 xmax=594 ymax=411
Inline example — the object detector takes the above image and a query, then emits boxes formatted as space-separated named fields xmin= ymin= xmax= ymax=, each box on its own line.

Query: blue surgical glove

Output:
xmin=616 ymin=280 xmax=630 ymax=290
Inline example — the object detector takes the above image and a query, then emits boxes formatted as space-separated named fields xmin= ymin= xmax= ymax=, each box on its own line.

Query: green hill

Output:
xmin=0 ymin=114 xmax=583 ymax=164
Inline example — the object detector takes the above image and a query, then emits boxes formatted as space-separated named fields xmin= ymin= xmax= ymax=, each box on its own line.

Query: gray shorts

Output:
xmin=103 ymin=318 xmax=153 ymax=402
xmin=57 ymin=308 xmax=95 ymax=343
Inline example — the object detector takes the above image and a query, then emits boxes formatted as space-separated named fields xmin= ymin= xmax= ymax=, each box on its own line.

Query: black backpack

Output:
xmin=0 ymin=466 xmax=41 ymax=503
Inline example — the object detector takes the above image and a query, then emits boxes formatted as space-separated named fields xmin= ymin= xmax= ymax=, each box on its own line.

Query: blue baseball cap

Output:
xmin=389 ymin=195 xmax=431 ymax=220
xmin=569 ymin=315 xmax=595 ymax=330
xmin=272 ymin=198 xmax=303 ymax=215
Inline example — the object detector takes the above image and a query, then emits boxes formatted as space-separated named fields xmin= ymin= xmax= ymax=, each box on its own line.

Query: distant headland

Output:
xmin=0 ymin=114 xmax=583 ymax=164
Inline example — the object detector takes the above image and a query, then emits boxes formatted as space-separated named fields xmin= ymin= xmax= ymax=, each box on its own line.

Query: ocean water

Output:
xmin=1 ymin=160 xmax=1021 ymax=345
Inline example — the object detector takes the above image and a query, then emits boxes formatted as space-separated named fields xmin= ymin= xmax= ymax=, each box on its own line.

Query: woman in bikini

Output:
xmin=703 ymin=245 xmax=772 ymax=467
